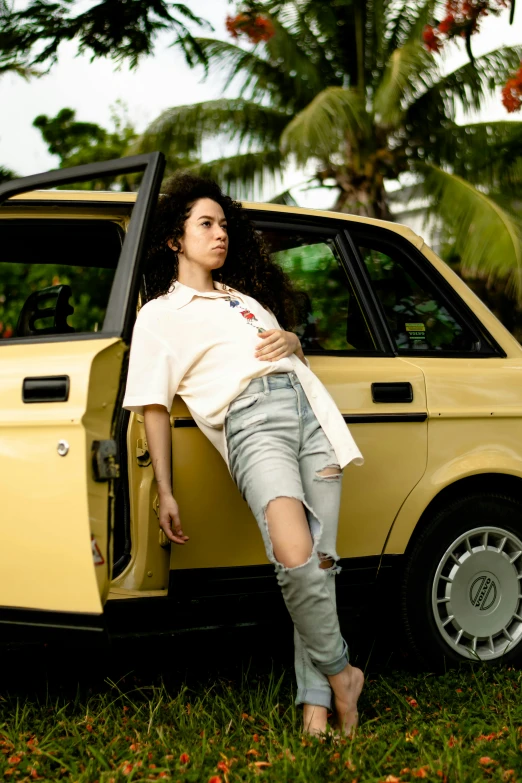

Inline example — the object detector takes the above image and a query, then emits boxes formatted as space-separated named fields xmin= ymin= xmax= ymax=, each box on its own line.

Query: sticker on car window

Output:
xmin=405 ymin=323 xmax=426 ymax=342
xmin=91 ymin=535 xmax=105 ymax=565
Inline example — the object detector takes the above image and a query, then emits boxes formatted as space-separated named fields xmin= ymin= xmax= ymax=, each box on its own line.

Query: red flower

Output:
xmin=208 ymin=777 xmax=222 ymax=783
xmin=180 ymin=753 xmax=190 ymax=764
xmin=217 ymin=760 xmax=229 ymax=773
xmin=225 ymin=13 xmax=275 ymax=44
xmin=423 ymin=1 xmax=513 ymax=55
xmin=423 ymin=25 xmax=443 ymax=52
xmin=502 ymin=62 xmax=522 ymax=112
xmin=438 ymin=13 xmax=455 ymax=33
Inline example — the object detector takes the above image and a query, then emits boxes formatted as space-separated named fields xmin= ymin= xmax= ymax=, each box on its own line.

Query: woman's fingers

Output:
xmin=159 ymin=504 xmax=189 ymax=545
xmin=170 ymin=509 xmax=189 ymax=543
xmin=256 ymin=336 xmax=289 ymax=360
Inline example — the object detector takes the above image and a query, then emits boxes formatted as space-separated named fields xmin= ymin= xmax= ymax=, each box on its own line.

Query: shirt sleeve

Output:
xmin=264 ymin=306 xmax=311 ymax=369
xmin=122 ymin=322 xmax=180 ymax=415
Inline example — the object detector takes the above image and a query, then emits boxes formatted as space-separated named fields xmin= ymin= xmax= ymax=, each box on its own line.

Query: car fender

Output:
xmin=383 ymin=446 xmax=522 ymax=555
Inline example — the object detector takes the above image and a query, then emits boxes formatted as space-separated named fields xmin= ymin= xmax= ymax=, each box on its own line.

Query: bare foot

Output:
xmin=327 ymin=664 xmax=364 ymax=736
xmin=302 ymin=704 xmax=328 ymax=736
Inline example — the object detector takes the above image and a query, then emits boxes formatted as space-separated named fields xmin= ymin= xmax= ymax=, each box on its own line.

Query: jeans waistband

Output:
xmin=237 ymin=371 xmax=301 ymax=398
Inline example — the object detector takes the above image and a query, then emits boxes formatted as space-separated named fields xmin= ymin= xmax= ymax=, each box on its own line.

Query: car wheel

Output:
xmin=401 ymin=492 xmax=522 ymax=667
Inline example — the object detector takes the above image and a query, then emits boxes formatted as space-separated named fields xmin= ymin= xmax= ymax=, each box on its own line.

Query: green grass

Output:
xmin=1 ymin=661 xmax=522 ymax=783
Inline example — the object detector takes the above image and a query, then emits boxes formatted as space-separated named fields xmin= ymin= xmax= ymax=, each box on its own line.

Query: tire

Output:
xmin=401 ymin=492 xmax=522 ymax=668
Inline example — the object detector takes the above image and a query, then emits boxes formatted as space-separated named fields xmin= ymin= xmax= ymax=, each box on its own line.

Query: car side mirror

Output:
xmin=15 ymin=284 xmax=75 ymax=337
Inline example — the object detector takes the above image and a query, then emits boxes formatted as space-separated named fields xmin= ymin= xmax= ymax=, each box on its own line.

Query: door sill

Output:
xmin=107 ymin=587 xmax=168 ymax=601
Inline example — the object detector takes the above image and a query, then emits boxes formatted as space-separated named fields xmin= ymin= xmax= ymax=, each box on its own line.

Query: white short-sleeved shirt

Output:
xmin=123 ymin=280 xmax=364 ymax=475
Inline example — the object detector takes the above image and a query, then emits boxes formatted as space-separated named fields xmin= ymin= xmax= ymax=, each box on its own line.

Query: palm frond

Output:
xmin=262 ymin=14 xmax=339 ymax=101
xmin=383 ymin=0 xmax=436 ymax=56
xmin=280 ymin=87 xmax=368 ymax=166
xmin=185 ymin=149 xmax=285 ymax=201
xmin=135 ymin=99 xmax=290 ymax=158
xmin=409 ymin=45 xmax=522 ymax=123
xmin=374 ymin=41 xmax=435 ymax=126
xmin=195 ymin=36 xmax=318 ymax=111
xmin=412 ymin=121 xmax=522 ymax=189
xmin=419 ymin=163 xmax=522 ymax=300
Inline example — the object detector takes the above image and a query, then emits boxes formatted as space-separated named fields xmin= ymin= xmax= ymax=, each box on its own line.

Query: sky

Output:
xmin=1 ymin=0 xmax=521 ymax=208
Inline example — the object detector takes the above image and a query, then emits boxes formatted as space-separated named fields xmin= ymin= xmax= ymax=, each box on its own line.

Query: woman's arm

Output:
xmin=143 ymin=404 xmax=189 ymax=545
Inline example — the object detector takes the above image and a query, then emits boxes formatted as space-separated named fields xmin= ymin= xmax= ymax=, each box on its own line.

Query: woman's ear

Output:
xmin=167 ymin=238 xmax=181 ymax=253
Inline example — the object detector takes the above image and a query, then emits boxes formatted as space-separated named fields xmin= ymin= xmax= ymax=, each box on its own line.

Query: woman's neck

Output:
xmin=176 ymin=267 xmax=215 ymax=293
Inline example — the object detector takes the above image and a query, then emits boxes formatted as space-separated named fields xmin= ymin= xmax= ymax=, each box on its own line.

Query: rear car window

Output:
xmin=358 ymin=238 xmax=481 ymax=353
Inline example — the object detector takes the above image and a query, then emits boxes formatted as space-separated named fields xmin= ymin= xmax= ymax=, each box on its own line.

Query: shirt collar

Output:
xmin=165 ymin=280 xmax=244 ymax=310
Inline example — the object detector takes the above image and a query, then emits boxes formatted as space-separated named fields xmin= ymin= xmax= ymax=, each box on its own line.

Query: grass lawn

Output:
xmin=1 ymin=633 xmax=521 ymax=783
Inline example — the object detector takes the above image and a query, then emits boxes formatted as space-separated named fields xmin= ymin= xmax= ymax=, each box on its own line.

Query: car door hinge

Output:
xmin=136 ymin=438 xmax=151 ymax=467
xmin=92 ymin=439 xmax=120 ymax=482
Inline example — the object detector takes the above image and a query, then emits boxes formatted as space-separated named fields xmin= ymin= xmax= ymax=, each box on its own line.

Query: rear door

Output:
xmin=0 ymin=153 xmax=164 ymax=637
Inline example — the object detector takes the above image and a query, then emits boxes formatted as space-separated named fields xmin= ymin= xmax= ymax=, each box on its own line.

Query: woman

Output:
xmin=123 ymin=172 xmax=365 ymax=736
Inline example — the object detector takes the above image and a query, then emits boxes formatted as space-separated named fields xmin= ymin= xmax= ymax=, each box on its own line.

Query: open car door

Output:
xmin=0 ymin=153 xmax=165 ymax=640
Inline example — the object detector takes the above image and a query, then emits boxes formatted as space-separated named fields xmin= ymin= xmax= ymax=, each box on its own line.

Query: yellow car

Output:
xmin=2 ymin=153 xmax=522 ymax=667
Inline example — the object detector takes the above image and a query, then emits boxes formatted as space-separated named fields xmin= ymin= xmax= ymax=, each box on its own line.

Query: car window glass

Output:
xmin=260 ymin=227 xmax=378 ymax=352
xmin=0 ymin=218 xmax=122 ymax=339
xmin=359 ymin=240 xmax=479 ymax=352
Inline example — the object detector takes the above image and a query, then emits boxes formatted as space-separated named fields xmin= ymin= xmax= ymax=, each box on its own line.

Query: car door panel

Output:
xmin=0 ymin=153 xmax=165 ymax=628
xmin=0 ymin=338 xmax=122 ymax=614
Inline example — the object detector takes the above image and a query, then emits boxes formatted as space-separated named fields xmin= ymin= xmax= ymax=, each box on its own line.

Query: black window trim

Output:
xmin=345 ymin=223 xmax=506 ymax=359
xmin=248 ymin=211 xmax=396 ymax=358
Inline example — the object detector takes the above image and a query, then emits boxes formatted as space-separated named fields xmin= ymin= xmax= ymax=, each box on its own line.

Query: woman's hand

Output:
xmin=158 ymin=493 xmax=189 ymax=545
xmin=255 ymin=329 xmax=301 ymax=362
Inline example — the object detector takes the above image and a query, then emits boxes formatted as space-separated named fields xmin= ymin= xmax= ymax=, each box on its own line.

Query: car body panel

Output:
xmin=385 ymin=356 xmax=522 ymax=553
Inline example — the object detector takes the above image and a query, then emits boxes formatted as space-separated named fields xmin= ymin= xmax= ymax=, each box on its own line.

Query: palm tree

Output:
xmin=138 ymin=1 xmax=522 ymax=299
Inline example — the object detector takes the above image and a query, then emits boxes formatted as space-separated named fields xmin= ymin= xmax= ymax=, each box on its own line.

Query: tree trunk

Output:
xmin=331 ymin=175 xmax=394 ymax=221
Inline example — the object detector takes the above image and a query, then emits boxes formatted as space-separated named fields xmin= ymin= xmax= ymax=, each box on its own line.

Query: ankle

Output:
xmin=302 ymin=703 xmax=328 ymax=732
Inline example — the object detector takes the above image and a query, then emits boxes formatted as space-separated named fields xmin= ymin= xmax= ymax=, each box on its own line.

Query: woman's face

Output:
xmin=175 ymin=197 xmax=229 ymax=271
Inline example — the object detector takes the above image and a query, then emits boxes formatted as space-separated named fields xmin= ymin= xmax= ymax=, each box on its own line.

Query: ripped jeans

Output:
xmin=225 ymin=371 xmax=349 ymax=710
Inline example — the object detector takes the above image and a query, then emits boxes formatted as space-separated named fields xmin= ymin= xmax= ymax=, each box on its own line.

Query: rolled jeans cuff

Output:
xmin=296 ymin=687 xmax=332 ymax=710
xmin=313 ymin=638 xmax=349 ymax=676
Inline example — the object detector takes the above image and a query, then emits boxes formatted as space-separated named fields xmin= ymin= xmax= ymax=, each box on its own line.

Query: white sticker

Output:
xmin=91 ymin=535 xmax=105 ymax=566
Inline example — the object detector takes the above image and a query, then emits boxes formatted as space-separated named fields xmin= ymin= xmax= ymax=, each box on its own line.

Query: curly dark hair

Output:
xmin=143 ymin=171 xmax=303 ymax=331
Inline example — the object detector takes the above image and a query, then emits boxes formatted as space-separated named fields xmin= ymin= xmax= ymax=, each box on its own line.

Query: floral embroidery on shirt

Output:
xmin=224 ymin=296 xmax=266 ymax=333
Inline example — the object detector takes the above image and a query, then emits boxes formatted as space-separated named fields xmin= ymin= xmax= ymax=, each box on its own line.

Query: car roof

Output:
xmin=7 ymin=189 xmax=424 ymax=249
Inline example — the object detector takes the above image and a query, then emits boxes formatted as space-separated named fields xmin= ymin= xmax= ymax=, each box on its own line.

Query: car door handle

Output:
xmin=22 ymin=375 xmax=70 ymax=403
xmin=371 ymin=382 xmax=413 ymax=403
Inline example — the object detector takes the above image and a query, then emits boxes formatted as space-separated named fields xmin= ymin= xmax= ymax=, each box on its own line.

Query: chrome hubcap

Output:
xmin=432 ymin=526 xmax=522 ymax=660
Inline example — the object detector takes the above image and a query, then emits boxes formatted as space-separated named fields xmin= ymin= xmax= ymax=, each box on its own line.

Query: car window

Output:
xmin=259 ymin=227 xmax=379 ymax=352
xmin=358 ymin=238 xmax=479 ymax=353
xmin=0 ymin=218 xmax=122 ymax=339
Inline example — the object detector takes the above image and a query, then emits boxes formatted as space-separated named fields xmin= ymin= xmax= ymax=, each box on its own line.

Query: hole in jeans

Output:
xmin=314 ymin=465 xmax=342 ymax=482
